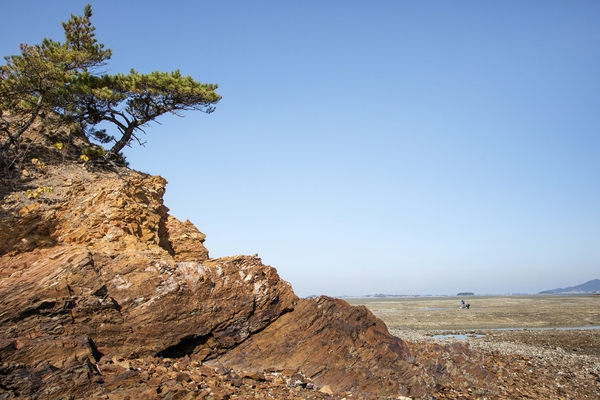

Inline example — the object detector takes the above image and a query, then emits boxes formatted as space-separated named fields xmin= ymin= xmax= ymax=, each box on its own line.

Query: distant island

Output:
xmin=539 ymin=279 xmax=600 ymax=294
xmin=320 ymin=281 xmax=600 ymax=299
xmin=334 ymin=294 xmax=449 ymax=299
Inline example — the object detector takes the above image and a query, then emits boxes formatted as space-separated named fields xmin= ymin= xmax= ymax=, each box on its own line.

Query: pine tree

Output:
xmin=69 ymin=69 xmax=220 ymax=158
xmin=1 ymin=4 xmax=220 ymax=170
xmin=0 ymin=5 xmax=111 ymax=168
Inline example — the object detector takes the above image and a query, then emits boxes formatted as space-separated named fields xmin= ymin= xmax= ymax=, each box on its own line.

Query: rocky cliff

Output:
xmin=1 ymin=163 xmax=505 ymax=399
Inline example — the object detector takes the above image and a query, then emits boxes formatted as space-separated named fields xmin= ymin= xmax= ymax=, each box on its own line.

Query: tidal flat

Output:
xmin=347 ymin=294 xmax=600 ymax=357
xmin=348 ymin=295 xmax=600 ymax=397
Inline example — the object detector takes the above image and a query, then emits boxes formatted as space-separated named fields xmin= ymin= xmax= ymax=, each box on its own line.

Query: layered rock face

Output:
xmin=1 ymin=164 xmax=499 ymax=399
xmin=0 ymin=165 xmax=296 ymax=357
xmin=215 ymin=296 xmax=493 ymax=398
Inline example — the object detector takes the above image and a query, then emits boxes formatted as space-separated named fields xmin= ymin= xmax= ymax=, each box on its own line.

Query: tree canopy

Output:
xmin=0 ymin=4 xmax=220 ymax=170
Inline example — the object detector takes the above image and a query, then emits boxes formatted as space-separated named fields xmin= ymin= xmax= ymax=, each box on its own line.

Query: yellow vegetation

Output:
xmin=30 ymin=158 xmax=46 ymax=170
xmin=26 ymin=186 xmax=53 ymax=199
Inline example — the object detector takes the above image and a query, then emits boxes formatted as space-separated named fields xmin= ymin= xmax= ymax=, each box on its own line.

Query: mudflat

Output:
xmin=348 ymin=294 xmax=600 ymax=397
xmin=347 ymin=294 xmax=600 ymax=357
xmin=346 ymin=294 xmax=600 ymax=329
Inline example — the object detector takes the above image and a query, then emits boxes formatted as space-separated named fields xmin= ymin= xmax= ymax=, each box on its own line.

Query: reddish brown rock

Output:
xmin=0 ymin=166 xmax=506 ymax=397
xmin=2 ymin=163 xmax=597 ymax=399
xmin=212 ymin=295 xmax=496 ymax=398
xmin=0 ymin=166 xmax=296 ymax=364
xmin=165 ymin=216 xmax=209 ymax=262
xmin=0 ymin=336 xmax=99 ymax=368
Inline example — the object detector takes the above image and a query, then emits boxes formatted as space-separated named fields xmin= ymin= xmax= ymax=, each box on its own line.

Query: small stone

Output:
xmin=198 ymin=365 xmax=216 ymax=377
xmin=112 ymin=356 xmax=130 ymax=370
xmin=319 ymin=385 xmax=334 ymax=395
xmin=242 ymin=371 xmax=265 ymax=381
xmin=290 ymin=373 xmax=306 ymax=387
xmin=209 ymin=387 xmax=230 ymax=400
xmin=227 ymin=372 xmax=242 ymax=387
xmin=175 ymin=372 xmax=191 ymax=382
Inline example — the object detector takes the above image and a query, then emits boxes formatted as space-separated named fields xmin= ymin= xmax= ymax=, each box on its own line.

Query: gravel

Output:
xmin=390 ymin=328 xmax=600 ymax=375
xmin=390 ymin=329 xmax=600 ymax=368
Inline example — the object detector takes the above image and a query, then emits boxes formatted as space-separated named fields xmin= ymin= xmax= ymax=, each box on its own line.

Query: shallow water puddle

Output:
xmin=432 ymin=334 xmax=485 ymax=340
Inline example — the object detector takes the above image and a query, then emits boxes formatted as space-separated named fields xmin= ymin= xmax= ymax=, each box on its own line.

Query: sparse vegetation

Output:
xmin=26 ymin=186 xmax=53 ymax=199
xmin=2 ymin=186 xmax=53 ymax=201
xmin=30 ymin=158 xmax=46 ymax=171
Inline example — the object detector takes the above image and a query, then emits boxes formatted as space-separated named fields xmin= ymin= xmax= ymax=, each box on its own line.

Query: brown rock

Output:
xmin=289 ymin=373 xmax=306 ymax=386
xmin=0 ymin=165 xmax=299 ymax=399
xmin=0 ymin=336 xmax=98 ymax=367
xmin=242 ymin=370 xmax=265 ymax=381
xmin=226 ymin=371 xmax=242 ymax=387
xmin=99 ymin=363 xmax=128 ymax=375
xmin=107 ymin=387 xmax=159 ymax=400
xmin=165 ymin=216 xmax=209 ymax=262
xmin=197 ymin=365 xmax=216 ymax=377
xmin=175 ymin=372 xmax=191 ymax=382
xmin=112 ymin=356 xmax=131 ymax=370
xmin=211 ymin=296 xmax=495 ymax=398
xmin=103 ymin=370 xmax=140 ymax=390
xmin=209 ymin=386 xmax=230 ymax=400
xmin=319 ymin=385 xmax=334 ymax=395
xmin=147 ymin=376 xmax=163 ymax=387
xmin=281 ymin=368 xmax=297 ymax=377
xmin=0 ymin=170 xmax=298 ymax=363
xmin=3 ymin=162 xmax=594 ymax=399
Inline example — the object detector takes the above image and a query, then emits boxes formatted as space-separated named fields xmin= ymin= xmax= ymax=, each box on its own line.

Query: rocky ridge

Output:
xmin=1 ymin=163 xmax=598 ymax=399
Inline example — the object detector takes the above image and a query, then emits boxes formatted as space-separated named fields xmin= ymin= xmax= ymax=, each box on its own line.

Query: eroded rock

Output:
xmin=1 ymin=164 xmax=598 ymax=399
xmin=0 ymin=166 xmax=298 ymax=399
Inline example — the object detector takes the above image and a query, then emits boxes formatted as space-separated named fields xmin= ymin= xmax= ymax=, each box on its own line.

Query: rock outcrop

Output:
xmin=2 ymin=162 xmax=582 ymax=399
xmin=215 ymin=296 xmax=494 ymax=398
xmin=0 ymin=166 xmax=296 ymax=360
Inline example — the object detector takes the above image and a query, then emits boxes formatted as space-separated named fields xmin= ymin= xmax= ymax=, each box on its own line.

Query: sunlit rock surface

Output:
xmin=1 ymin=164 xmax=596 ymax=399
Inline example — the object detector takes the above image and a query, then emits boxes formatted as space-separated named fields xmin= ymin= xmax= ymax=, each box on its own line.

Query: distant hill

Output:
xmin=539 ymin=279 xmax=600 ymax=294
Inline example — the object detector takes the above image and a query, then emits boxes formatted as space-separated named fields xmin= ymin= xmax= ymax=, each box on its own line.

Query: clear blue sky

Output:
xmin=2 ymin=1 xmax=599 ymax=297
